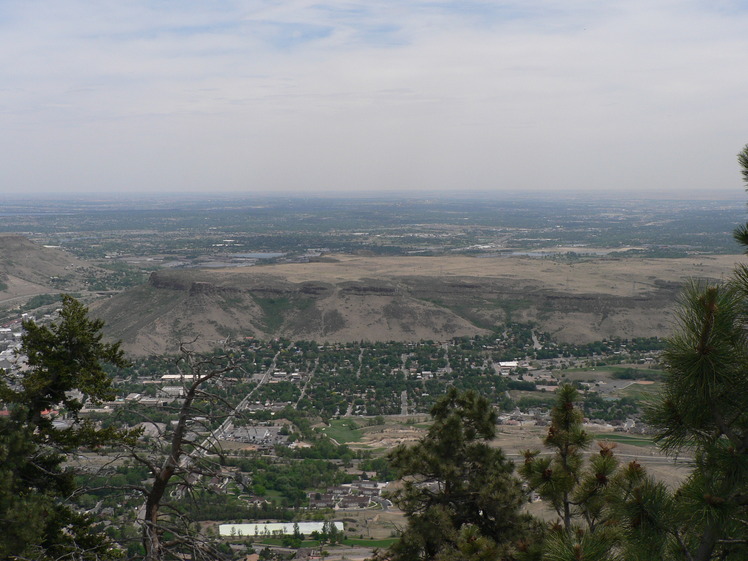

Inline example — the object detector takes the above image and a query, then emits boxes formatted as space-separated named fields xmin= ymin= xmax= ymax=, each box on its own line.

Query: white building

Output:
xmin=498 ymin=361 xmax=518 ymax=375
xmin=218 ymin=521 xmax=343 ymax=537
xmin=160 ymin=374 xmax=197 ymax=381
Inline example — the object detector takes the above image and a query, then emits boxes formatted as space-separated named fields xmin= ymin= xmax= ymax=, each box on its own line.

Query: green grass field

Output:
xmin=325 ymin=418 xmax=364 ymax=444
xmin=343 ymin=538 xmax=399 ymax=547
xmin=594 ymin=433 xmax=654 ymax=447
xmin=617 ymin=382 xmax=661 ymax=400
xmin=562 ymin=365 xmax=665 ymax=381
xmin=605 ymin=365 xmax=666 ymax=379
xmin=248 ymin=536 xmax=399 ymax=548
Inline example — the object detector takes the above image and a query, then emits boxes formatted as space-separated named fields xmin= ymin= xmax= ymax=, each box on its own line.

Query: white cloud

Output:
xmin=1 ymin=1 xmax=747 ymax=194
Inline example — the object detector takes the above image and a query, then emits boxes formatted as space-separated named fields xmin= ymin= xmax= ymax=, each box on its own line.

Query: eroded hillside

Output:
xmin=0 ymin=234 xmax=105 ymax=304
xmin=91 ymin=254 xmax=743 ymax=356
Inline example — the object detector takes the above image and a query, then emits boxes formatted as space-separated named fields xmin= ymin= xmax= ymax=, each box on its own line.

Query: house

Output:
xmin=158 ymin=386 xmax=185 ymax=398
xmin=498 ymin=361 xmax=518 ymax=375
xmin=308 ymin=493 xmax=335 ymax=509
xmin=339 ymin=495 xmax=370 ymax=509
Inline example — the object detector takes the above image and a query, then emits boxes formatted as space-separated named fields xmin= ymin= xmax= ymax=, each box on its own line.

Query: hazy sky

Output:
xmin=2 ymin=1 xmax=747 ymax=196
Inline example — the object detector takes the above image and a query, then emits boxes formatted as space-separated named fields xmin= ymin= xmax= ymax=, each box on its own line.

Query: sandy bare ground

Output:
xmin=341 ymin=420 xmax=691 ymax=549
xmin=493 ymin=424 xmax=691 ymax=487
xmin=356 ymin=420 xmax=689 ymax=489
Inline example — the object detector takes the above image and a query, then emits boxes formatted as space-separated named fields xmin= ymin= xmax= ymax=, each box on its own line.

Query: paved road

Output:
xmin=504 ymin=451 xmax=693 ymax=466
xmin=344 ymin=349 xmax=365 ymax=416
xmin=296 ymin=358 xmax=318 ymax=408
xmin=203 ymin=347 xmax=285 ymax=449
xmin=400 ymin=390 xmax=408 ymax=416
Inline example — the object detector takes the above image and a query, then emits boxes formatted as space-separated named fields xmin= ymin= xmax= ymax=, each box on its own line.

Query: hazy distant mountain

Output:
xmin=91 ymin=254 xmax=738 ymax=356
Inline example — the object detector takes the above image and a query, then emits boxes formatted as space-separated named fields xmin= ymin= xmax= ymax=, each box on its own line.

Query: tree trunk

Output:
xmin=693 ymin=524 xmax=719 ymax=561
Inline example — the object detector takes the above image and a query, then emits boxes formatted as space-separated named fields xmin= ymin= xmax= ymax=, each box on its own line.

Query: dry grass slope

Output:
xmin=0 ymin=234 xmax=104 ymax=305
xmin=92 ymin=254 xmax=744 ymax=356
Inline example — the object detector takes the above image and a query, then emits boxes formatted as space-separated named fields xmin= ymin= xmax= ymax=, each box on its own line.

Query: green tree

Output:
xmin=630 ymin=143 xmax=748 ymax=560
xmin=0 ymin=295 xmax=132 ymax=560
xmin=6 ymin=294 xmax=127 ymax=431
xmin=646 ymin=272 xmax=748 ymax=555
xmin=519 ymin=384 xmax=675 ymax=561
xmin=733 ymin=143 xmax=748 ymax=247
xmin=519 ymin=385 xmax=620 ymax=560
xmin=520 ymin=385 xmax=593 ymax=533
xmin=373 ymin=388 xmax=531 ymax=561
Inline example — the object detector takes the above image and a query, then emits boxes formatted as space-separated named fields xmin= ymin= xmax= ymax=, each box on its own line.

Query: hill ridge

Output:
xmin=91 ymin=254 xmax=741 ymax=356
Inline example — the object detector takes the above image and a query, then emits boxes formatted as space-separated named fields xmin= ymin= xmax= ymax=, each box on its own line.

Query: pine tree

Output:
xmin=519 ymin=384 xmax=676 ymax=561
xmin=643 ymin=144 xmax=748 ymax=561
xmin=373 ymin=388 xmax=532 ymax=561
xmin=519 ymin=385 xmax=618 ymax=559
xmin=0 ymin=295 xmax=134 ymax=560
xmin=520 ymin=384 xmax=593 ymax=533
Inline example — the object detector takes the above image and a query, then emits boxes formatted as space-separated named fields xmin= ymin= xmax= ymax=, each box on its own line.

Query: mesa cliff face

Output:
xmin=89 ymin=254 xmax=719 ymax=357
xmin=93 ymin=270 xmax=481 ymax=355
xmin=0 ymin=238 xmax=737 ymax=357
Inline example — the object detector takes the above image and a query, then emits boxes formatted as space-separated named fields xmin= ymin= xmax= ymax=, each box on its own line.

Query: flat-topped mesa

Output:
xmin=188 ymin=282 xmax=242 ymax=296
xmin=92 ymin=255 xmax=740 ymax=357
xmin=341 ymin=284 xmax=397 ymax=295
xmin=148 ymin=270 xmax=333 ymax=298
xmin=148 ymin=271 xmax=192 ymax=291
xmin=298 ymin=283 xmax=330 ymax=296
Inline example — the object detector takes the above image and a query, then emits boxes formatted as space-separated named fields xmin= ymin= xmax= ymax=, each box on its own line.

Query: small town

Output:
xmin=1 ymin=300 xmax=670 ymax=560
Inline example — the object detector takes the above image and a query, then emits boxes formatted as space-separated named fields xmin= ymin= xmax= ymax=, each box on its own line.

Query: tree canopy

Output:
xmin=0 ymin=295 xmax=132 ymax=560
xmin=2 ymin=295 xmax=127 ymax=432
xmin=375 ymin=387 xmax=532 ymax=561
xmin=641 ymin=145 xmax=748 ymax=561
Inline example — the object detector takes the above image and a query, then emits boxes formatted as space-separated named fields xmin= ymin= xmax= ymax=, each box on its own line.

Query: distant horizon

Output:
xmin=0 ymin=188 xmax=745 ymax=203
